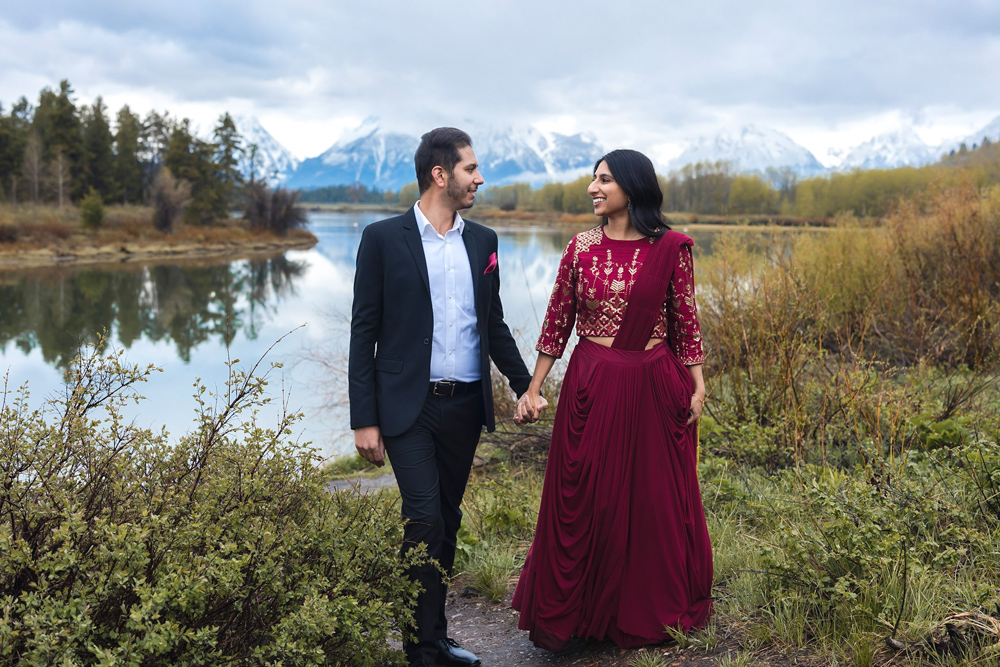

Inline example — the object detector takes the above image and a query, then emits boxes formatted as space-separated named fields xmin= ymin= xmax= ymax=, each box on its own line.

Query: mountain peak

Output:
xmin=839 ymin=125 xmax=935 ymax=170
xmin=959 ymin=115 xmax=1000 ymax=148
xmin=285 ymin=122 xmax=604 ymax=191
xmin=232 ymin=115 xmax=300 ymax=184
xmin=669 ymin=124 xmax=825 ymax=177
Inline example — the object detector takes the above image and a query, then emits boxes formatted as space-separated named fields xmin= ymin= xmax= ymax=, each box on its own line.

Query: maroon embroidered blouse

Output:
xmin=536 ymin=226 xmax=706 ymax=365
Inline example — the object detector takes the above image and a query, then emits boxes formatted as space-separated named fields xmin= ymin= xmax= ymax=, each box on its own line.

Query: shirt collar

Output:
xmin=414 ymin=201 xmax=464 ymax=238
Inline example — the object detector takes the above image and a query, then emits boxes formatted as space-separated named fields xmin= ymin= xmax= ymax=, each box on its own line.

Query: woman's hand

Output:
xmin=687 ymin=392 xmax=705 ymax=425
xmin=514 ymin=389 xmax=548 ymax=425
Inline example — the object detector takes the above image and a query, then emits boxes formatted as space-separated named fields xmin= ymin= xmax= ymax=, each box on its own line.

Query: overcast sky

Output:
xmin=1 ymin=0 xmax=998 ymax=166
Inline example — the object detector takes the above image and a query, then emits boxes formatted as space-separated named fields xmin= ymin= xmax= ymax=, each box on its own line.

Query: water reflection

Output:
xmin=0 ymin=212 xmax=820 ymax=457
xmin=0 ymin=255 xmax=307 ymax=367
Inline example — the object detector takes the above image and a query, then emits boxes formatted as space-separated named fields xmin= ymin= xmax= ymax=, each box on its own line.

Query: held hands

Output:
xmin=687 ymin=392 xmax=706 ymax=425
xmin=354 ymin=425 xmax=386 ymax=468
xmin=513 ymin=389 xmax=549 ymax=425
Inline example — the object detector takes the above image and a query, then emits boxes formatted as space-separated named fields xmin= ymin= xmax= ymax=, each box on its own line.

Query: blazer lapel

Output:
xmin=401 ymin=209 xmax=430 ymax=296
xmin=462 ymin=225 xmax=482 ymax=318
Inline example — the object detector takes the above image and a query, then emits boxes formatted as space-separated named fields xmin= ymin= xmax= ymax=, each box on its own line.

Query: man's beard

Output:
xmin=447 ymin=178 xmax=474 ymax=210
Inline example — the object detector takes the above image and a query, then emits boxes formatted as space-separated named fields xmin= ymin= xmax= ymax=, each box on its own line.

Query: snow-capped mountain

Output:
xmin=542 ymin=131 xmax=604 ymax=173
xmin=958 ymin=115 xmax=1000 ymax=149
xmin=233 ymin=115 xmax=300 ymax=184
xmin=285 ymin=118 xmax=420 ymax=191
xmin=285 ymin=119 xmax=605 ymax=191
xmin=838 ymin=126 xmax=937 ymax=171
xmin=468 ymin=123 xmax=604 ymax=185
xmin=669 ymin=125 xmax=826 ymax=177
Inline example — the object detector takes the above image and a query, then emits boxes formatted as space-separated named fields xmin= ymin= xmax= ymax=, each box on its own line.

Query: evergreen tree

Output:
xmin=33 ymin=80 xmax=83 ymax=200
xmin=165 ymin=120 xmax=225 ymax=225
xmin=114 ymin=105 xmax=143 ymax=204
xmin=81 ymin=97 xmax=118 ymax=202
xmin=0 ymin=98 xmax=32 ymax=202
xmin=213 ymin=112 xmax=243 ymax=210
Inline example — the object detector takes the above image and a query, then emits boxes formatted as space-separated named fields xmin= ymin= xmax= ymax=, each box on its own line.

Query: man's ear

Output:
xmin=431 ymin=165 xmax=447 ymax=188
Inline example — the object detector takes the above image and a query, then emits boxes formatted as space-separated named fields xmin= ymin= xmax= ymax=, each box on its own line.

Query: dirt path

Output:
xmin=330 ymin=475 xmax=768 ymax=666
xmin=445 ymin=587 xmax=730 ymax=667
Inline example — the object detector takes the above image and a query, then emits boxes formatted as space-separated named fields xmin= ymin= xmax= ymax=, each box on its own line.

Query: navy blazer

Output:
xmin=349 ymin=208 xmax=531 ymax=437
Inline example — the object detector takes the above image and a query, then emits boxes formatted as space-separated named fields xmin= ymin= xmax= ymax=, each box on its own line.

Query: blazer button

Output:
xmin=423 ymin=338 xmax=430 ymax=345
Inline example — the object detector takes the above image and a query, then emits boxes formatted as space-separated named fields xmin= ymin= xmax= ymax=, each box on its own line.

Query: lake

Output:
xmin=0 ymin=210 xmax=811 ymax=458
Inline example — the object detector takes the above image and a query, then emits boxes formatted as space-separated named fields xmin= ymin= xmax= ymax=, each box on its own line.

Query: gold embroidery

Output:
xmin=537 ymin=231 xmax=706 ymax=362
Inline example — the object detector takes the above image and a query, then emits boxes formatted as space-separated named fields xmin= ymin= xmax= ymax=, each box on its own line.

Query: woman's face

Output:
xmin=587 ymin=160 xmax=628 ymax=218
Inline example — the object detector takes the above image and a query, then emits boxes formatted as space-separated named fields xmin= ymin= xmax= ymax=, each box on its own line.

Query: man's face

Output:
xmin=445 ymin=145 xmax=485 ymax=210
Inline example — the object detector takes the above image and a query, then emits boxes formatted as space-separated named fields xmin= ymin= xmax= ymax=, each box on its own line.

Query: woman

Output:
xmin=511 ymin=149 xmax=713 ymax=651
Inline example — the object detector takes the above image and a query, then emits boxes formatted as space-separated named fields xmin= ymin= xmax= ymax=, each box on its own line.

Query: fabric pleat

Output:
xmin=512 ymin=338 xmax=714 ymax=650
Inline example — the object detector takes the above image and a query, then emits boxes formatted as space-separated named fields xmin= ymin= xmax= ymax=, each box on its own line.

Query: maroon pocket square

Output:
xmin=484 ymin=252 xmax=498 ymax=274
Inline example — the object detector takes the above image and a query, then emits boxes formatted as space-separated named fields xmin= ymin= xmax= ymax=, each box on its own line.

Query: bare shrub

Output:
xmin=700 ymin=185 xmax=1000 ymax=466
xmin=243 ymin=183 xmax=307 ymax=236
xmin=270 ymin=187 xmax=307 ymax=235
xmin=151 ymin=167 xmax=191 ymax=233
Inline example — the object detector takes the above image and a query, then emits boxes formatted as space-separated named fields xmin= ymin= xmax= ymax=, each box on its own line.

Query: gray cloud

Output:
xmin=1 ymin=0 xmax=998 ymax=157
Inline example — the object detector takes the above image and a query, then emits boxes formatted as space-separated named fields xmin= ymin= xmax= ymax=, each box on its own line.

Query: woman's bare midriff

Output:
xmin=584 ymin=336 xmax=665 ymax=350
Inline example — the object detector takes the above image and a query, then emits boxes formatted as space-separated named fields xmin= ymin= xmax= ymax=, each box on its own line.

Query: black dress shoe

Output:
xmin=435 ymin=638 xmax=481 ymax=666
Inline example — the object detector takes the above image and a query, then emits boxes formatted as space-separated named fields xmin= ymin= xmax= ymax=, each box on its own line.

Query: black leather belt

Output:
xmin=428 ymin=380 xmax=481 ymax=396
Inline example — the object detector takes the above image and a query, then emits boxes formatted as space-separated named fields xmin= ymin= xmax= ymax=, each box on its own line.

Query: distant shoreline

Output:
xmin=0 ymin=229 xmax=317 ymax=270
xmin=304 ymin=202 xmax=832 ymax=228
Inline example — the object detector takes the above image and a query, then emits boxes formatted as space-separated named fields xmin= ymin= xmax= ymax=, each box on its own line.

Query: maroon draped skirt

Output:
xmin=512 ymin=338 xmax=713 ymax=651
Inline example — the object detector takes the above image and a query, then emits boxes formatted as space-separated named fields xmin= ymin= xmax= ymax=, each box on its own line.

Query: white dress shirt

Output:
xmin=414 ymin=202 xmax=481 ymax=382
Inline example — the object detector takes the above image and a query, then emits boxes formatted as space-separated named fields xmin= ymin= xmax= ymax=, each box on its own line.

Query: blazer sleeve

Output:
xmin=348 ymin=225 xmax=383 ymax=429
xmin=485 ymin=236 xmax=532 ymax=397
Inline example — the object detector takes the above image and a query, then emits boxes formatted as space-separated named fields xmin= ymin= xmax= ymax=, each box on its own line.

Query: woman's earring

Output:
xmin=627 ymin=199 xmax=633 ymax=214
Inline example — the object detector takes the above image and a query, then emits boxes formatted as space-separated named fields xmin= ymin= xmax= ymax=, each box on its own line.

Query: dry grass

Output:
xmin=0 ymin=203 xmax=317 ymax=263
xmin=698 ymin=184 xmax=1000 ymax=467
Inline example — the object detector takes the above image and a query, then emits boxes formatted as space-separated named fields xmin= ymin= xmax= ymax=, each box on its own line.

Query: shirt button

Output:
xmin=449 ymin=323 xmax=454 ymax=327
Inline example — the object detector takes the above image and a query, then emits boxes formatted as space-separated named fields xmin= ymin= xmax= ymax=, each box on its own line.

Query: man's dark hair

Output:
xmin=414 ymin=127 xmax=472 ymax=193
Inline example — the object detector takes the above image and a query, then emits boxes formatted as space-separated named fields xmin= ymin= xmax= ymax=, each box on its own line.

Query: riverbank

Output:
xmin=301 ymin=202 xmax=834 ymax=228
xmin=480 ymin=208 xmax=833 ymax=227
xmin=0 ymin=204 xmax=317 ymax=268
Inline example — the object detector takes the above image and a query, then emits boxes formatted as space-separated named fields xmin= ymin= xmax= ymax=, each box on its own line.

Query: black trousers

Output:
xmin=383 ymin=388 xmax=484 ymax=662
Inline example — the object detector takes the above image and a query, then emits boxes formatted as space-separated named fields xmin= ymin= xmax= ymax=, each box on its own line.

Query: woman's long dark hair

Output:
xmin=595 ymin=149 xmax=669 ymax=238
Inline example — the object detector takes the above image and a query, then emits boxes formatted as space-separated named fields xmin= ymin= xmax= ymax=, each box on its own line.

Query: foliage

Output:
xmin=454 ymin=464 xmax=539 ymax=600
xmin=627 ymin=649 xmax=668 ymax=667
xmin=298 ymin=183 xmax=391 ymax=205
xmin=151 ymin=167 xmax=191 ymax=233
xmin=397 ymin=182 xmax=419 ymax=208
xmin=0 ymin=341 xmax=419 ymax=665
xmin=79 ymin=187 xmax=105 ymax=230
xmin=243 ymin=181 xmax=308 ymax=236
xmin=700 ymin=185 xmax=1000 ymax=467
xmin=702 ymin=429 xmax=1000 ymax=660
xmin=0 ymin=81 xmax=252 ymax=217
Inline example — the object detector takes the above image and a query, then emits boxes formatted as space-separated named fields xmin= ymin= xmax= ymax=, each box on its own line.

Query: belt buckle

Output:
xmin=432 ymin=380 xmax=456 ymax=396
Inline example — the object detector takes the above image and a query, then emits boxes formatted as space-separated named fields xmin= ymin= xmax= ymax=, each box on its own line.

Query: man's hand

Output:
xmin=354 ymin=425 xmax=386 ymax=467
xmin=513 ymin=390 xmax=549 ymax=425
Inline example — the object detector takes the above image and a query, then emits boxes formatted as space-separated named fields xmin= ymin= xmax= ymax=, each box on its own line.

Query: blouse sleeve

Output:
xmin=667 ymin=243 xmax=706 ymax=365
xmin=536 ymin=236 xmax=578 ymax=358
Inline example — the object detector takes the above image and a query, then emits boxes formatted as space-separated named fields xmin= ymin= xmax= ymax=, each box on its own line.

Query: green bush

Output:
xmin=80 ymin=188 xmax=105 ymax=230
xmin=0 ymin=342 xmax=419 ymax=666
xmin=701 ymin=438 xmax=1000 ymax=654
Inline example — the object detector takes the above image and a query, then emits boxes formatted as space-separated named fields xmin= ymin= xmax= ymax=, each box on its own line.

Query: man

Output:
xmin=349 ymin=127 xmax=541 ymax=667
